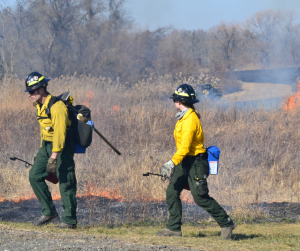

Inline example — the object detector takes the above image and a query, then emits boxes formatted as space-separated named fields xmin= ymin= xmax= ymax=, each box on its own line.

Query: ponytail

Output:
xmin=184 ymin=103 xmax=201 ymax=119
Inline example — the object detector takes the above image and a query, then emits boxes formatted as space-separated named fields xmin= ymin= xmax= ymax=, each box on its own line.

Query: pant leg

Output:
xmin=186 ymin=157 xmax=232 ymax=228
xmin=56 ymin=139 xmax=77 ymax=225
xmin=57 ymin=171 xmax=77 ymax=224
xmin=166 ymin=162 xmax=188 ymax=231
xmin=29 ymin=141 xmax=57 ymax=216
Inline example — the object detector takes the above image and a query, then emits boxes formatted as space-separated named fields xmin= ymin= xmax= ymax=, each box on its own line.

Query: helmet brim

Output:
xmin=184 ymin=98 xmax=199 ymax=104
xmin=170 ymin=93 xmax=199 ymax=103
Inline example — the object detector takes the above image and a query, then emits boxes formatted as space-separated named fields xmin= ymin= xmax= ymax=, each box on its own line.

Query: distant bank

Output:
xmin=228 ymin=67 xmax=300 ymax=91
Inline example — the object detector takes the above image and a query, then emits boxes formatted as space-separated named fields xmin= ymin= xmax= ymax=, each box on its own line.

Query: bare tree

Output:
xmin=79 ymin=0 xmax=106 ymax=23
xmin=190 ymin=30 xmax=208 ymax=66
xmin=5 ymin=1 xmax=27 ymax=81
xmin=277 ymin=10 xmax=298 ymax=67
xmin=209 ymin=22 xmax=243 ymax=71
xmin=24 ymin=0 xmax=80 ymax=75
xmin=244 ymin=10 xmax=281 ymax=68
xmin=0 ymin=1 xmax=299 ymax=84
xmin=108 ymin=0 xmax=132 ymax=31
xmin=289 ymin=23 xmax=300 ymax=65
xmin=0 ymin=8 xmax=7 ymax=79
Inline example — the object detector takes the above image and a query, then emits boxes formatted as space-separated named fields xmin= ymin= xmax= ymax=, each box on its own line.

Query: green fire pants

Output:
xmin=166 ymin=154 xmax=232 ymax=231
xmin=29 ymin=140 xmax=77 ymax=225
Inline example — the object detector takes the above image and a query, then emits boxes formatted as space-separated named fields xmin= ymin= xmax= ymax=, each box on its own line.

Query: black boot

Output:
xmin=55 ymin=222 xmax=77 ymax=229
xmin=34 ymin=213 xmax=59 ymax=226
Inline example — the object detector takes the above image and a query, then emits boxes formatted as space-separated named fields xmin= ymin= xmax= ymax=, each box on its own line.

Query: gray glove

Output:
xmin=160 ymin=160 xmax=175 ymax=178
xmin=46 ymin=158 xmax=57 ymax=174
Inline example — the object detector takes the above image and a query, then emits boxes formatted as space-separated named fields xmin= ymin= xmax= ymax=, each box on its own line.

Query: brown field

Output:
xmin=1 ymin=75 xmax=300 ymax=220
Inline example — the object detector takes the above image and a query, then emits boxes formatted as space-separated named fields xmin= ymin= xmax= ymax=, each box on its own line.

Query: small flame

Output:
xmin=180 ymin=190 xmax=195 ymax=204
xmin=83 ymin=91 xmax=94 ymax=107
xmin=77 ymin=182 xmax=125 ymax=202
xmin=112 ymin=104 xmax=120 ymax=113
xmin=0 ymin=192 xmax=62 ymax=203
xmin=0 ymin=182 xmax=195 ymax=204
xmin=0 ymin=184 xmax=125 ymax=203
xmin=283 ymin=79 xmax=300 ymax=110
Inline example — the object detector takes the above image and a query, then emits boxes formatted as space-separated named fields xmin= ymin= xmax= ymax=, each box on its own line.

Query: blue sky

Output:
xmin=5 ymin=0 xmax=300 ymax=31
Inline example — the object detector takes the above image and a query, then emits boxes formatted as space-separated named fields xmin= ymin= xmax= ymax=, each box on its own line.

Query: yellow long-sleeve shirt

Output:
xmin=171 ymin=109 xmax=206 ymax=166
xmin=35 ymin=94 xmax=71 ymax=152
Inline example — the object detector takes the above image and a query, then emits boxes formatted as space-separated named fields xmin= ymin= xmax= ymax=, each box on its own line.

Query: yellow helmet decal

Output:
xmin=67 ymin=95 xmax=74 ymax=105
xmin=27 ymin=76 xmax=45 ymax=86
xmin=175 ymin=90 xmax=189 ymax=97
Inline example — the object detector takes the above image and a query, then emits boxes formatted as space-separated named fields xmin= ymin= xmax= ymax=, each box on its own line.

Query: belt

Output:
xmin=184 ymin=152 xmax=207 ymax=159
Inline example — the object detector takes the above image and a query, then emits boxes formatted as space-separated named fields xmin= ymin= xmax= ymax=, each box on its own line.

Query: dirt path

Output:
xmin=0 ymin=224 xmax=198 ymax=251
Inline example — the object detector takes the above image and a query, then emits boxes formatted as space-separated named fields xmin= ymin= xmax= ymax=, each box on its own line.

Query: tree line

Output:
xmin=0 ymin=0 xmax=299 ymax=84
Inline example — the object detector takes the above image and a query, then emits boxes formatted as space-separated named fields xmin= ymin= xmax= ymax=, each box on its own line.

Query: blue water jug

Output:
xmin=206 ymin=146 xmax=220 ymax=175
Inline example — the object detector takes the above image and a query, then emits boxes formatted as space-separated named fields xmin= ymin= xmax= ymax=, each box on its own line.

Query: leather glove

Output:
xmin=46 ymin=158 xmax=57 ymax=174
xmin=160 ymin=160 xmax=175 ymax=178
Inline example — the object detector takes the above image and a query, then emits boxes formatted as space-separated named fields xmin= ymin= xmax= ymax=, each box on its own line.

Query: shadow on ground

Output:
xmin=232 ymin=234 xmax=262 ymax=240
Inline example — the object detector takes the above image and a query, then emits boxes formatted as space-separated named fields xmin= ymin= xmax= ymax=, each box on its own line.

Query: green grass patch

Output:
xmin=1 ymin=220 xmax=300 ymax=250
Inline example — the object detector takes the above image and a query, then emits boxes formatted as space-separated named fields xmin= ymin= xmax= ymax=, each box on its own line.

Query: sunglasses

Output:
xmin=28 ymin=89 xmax=38 ymax=95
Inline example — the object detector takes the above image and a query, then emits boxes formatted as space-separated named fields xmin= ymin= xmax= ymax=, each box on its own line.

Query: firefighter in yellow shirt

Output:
xmin=156 ymin=84 xmax=235 ymax=240
xmin=25 ymin=72 xmax=77 ymax=229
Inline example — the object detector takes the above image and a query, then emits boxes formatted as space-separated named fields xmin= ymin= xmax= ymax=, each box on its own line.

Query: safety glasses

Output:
xmin=28 ymin=89 xmax=38 ymax=95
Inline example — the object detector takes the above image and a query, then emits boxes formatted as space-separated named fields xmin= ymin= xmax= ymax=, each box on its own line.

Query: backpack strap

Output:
xmin=37 ymin=96 xmax=61 ymax=120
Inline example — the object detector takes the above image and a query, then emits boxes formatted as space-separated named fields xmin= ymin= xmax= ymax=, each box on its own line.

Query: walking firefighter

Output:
xmin=156 ymin=84 xmax=236 ymax=240
xmin=24 ymin=72 xmax=121 ymax=229
xmin=25 ymin=72 xmax=78 ymax=229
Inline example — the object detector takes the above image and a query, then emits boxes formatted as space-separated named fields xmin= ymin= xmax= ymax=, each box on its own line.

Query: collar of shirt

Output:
xmin=36 ymin=93 xmax=52 ymax=114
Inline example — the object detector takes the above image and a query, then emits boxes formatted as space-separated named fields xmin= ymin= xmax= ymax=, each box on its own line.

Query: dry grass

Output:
xmin=1 ymin=75 xmax=300 ymax=218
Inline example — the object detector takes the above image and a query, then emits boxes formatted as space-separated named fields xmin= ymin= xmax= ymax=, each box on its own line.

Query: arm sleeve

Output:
xmin=171 ymin=121 xmax=196 ymax=166
xmin=51 ymin=102 xmax=68 ymax=152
